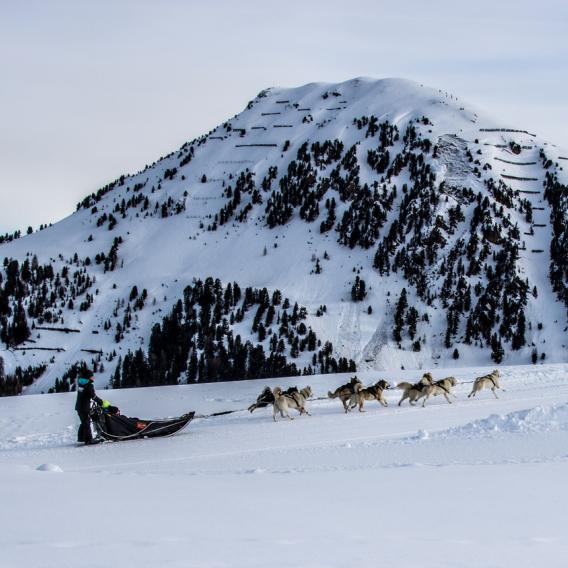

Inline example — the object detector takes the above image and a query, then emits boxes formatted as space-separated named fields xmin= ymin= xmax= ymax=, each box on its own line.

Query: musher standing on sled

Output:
xmin=75 ymin=369 xmax=103 ymax=445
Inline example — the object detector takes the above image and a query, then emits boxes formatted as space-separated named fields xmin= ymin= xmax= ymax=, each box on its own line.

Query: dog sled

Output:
xmin=90 ymin=404 xmax=195 ymax=442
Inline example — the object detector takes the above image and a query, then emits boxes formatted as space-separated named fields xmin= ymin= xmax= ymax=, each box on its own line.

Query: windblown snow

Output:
xmin=441 ymin=403 xmax=568 ymax=437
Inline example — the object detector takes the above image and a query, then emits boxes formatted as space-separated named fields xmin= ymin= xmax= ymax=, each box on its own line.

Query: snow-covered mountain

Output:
xmin=1 ymin=77 xmax=567 ymax=394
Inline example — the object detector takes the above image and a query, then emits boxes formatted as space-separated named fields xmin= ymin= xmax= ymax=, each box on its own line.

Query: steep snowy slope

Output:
xmin=1 ymin=78 xmax=567 ymax=394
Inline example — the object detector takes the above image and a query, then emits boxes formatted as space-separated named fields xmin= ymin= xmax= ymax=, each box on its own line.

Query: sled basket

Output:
xmin=90 ymin=404 xmax=195 ymax=441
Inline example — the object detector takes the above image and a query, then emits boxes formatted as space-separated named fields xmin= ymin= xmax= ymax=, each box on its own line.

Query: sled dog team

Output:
xmin=250 ymin=369 xmax=504 ymax=420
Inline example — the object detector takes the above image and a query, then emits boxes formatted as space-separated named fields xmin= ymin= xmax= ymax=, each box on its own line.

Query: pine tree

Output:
xmin=290 ymin=336 xmax=299 ymax=358
xmin=393 ymin=288 xmax=408 ymax=341
xmin=490 ymin=333 xmax=504 ymax=364
xmin=112 ymin=358 xmax=122 ymax=388
xmin=512 ymin=311 xmax=526 ymax=350
xmin=129 ymin=286 xmax=139 ymax=301
xmin=351 ymin=276 xmax=367 ymax=302
xmin=11 ymin=302 xmax=30 ymax=346
xmin=406 ymin=306 xmax=418 ymax=339
xmin=0 ymin=355 xmax=5 ymax=394
xmin=186 ymin=351 xmax=198 ymax=383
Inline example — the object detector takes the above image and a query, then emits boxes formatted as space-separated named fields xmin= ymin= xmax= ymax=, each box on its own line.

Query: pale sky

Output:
xmin=1 ymin=0 xmax=566 ymax=233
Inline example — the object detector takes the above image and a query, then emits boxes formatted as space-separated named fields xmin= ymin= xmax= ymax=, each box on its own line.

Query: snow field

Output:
xmin=2 ymin=363 xmax=568 ymax=567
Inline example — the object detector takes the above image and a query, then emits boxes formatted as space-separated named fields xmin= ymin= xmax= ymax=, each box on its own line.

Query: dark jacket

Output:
xmin=75 ymin=377 xmax=102 ymax=412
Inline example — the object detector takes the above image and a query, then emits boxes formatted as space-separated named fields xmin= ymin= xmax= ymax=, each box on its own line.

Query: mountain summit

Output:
xmin=1 ymin=77 xmax=567 ymax=394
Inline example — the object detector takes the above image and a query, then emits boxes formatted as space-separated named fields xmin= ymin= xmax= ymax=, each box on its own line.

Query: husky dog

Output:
xmin=352 ymin=379 xmax=391 ymax=412
xmin=286 ymin=386 xmax=312 ymax=414
xmin=328 ymin=376 xmax=363 ymax=413
xmin=272 ymin=386 xmax=312 ymax=421
xmin=418 ymin=376 xmax=458 ymax=407
xmin=468 ymin=369 xmax=503 ymax=399
xmin=397 ymin=372 xmax=434 ymax=406
xmin=248 ymin=386 xmax=275 ymax=413
xmin=249 ymin=386 xmax=307 ymax=413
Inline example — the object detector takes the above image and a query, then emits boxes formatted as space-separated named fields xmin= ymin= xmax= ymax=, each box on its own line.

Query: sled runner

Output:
xmin=90 ymin=404 xmax=195 ymax=441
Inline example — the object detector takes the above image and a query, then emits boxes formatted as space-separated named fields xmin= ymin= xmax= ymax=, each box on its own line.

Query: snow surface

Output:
xmin=2 ymin=77 xmax=567 ymax=393
xmin=2 ymin=363 xmax=568 ymax=567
